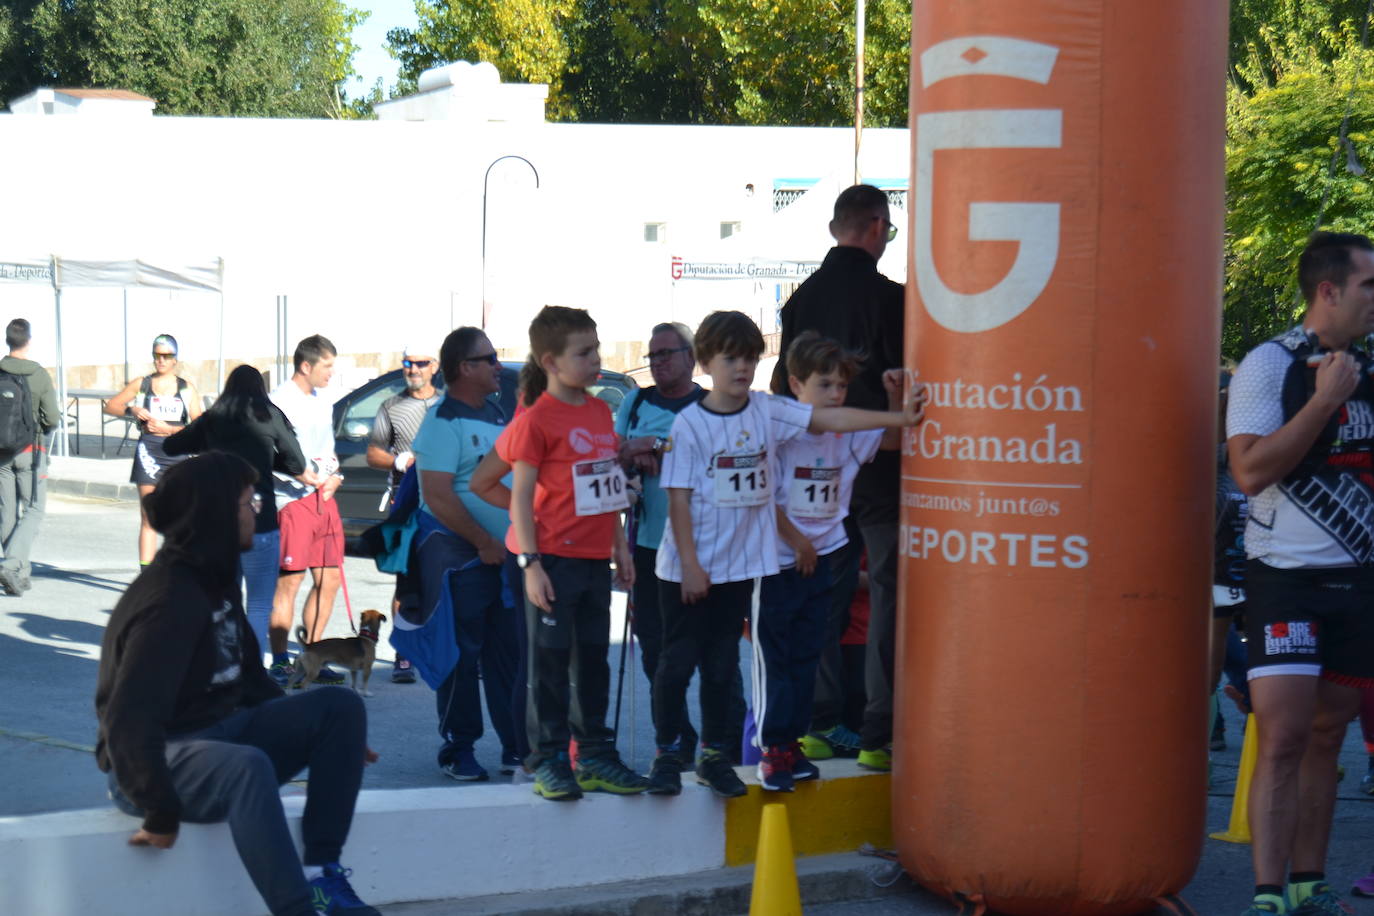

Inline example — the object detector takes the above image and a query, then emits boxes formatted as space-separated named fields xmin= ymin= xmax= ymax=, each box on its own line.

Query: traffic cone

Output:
xmin=750 ymin=803 xmax=803 ymax=916
xmin=1210 ymin=712 xmax=1257 ymax=844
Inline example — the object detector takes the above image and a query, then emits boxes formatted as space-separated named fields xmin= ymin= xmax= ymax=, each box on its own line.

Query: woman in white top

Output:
xmin=105 ymin=334 xmax=203 ymax=564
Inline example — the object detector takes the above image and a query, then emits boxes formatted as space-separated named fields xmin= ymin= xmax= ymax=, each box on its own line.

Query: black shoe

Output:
xmin=789 ymin=742 xmax=820 ymax=782
xmin=696 ymin=748 xmax=747 ymax=798
xmin=647 ymin=752 xmax=684 ymax=796
xmin=391 ymin=657 xmax=416 ymax=684
xmin=533 ymin=754 xmax=583 ymax=801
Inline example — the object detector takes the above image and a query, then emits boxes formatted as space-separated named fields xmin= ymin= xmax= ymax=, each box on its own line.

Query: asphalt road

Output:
xmin=0 ymin=492 xmax=696 ymax=816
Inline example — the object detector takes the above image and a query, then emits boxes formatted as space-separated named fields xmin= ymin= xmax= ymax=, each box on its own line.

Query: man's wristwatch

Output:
xmin=517 ymin=552 xmax=542 ymax=569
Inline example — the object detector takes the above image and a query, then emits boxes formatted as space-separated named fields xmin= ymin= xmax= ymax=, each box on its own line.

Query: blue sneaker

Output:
xmin=268 ymin=661 xmax=293 ymax=686
xmin=789 ymin=742 xmax=820 ymax=782
xmin=499 ymin=749 xmax=523 ymax=775
xmin=309 ymin=863 xmax=379 ymax=915
xmin=440 ymin=749 xmax=489 ymax=782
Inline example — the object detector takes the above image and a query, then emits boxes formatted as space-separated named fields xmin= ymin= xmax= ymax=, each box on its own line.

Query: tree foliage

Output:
xmin=389 ymin=0 xmax=909 ymax=126
xmin=1223 ymin=0 xmax=1374 ymax=357
xmin=0 ymin=0 xmax=367 ymax=117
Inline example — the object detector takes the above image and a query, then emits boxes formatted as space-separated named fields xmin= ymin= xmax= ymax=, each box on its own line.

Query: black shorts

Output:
xmin=1245 ymin=559 xmax=1374 ymax=686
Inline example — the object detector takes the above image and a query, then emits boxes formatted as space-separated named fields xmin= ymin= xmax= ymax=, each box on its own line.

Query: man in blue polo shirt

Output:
xmin=407 ymin=327 xmax=520 ymax=783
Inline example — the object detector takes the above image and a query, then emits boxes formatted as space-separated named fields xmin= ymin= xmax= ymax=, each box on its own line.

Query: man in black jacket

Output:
xmin=95 ymin=451 xmax=379 ymax=916
xmin=775 ymin=184 xmax=906 ymax=771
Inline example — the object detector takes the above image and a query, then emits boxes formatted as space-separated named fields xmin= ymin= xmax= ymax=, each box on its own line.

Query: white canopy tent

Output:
xmin=0 ymin=256 xmax=224 ymax=456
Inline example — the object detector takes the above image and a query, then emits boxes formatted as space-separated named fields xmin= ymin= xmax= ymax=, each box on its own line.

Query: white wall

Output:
xmin=0 ymin=110 xmax=910 ymax=382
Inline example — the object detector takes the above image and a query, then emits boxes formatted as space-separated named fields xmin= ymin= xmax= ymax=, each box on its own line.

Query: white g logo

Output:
xmin=915 ymin=37 xmax=1062 ymax=334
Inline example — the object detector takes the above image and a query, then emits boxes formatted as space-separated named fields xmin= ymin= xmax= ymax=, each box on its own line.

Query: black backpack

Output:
xmin=0 ymin=369 xmax=36 ymax=456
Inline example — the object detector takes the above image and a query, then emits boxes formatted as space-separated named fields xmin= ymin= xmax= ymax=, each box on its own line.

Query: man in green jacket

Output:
xmin=0 ymin=317 xmax=57 ymax=595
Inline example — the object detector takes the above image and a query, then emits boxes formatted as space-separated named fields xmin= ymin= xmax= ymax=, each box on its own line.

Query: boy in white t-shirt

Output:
xmin=755 ymin=331 xmax=903 ymax=791
xmin=651 ymin=311 xmax=924 ymax=798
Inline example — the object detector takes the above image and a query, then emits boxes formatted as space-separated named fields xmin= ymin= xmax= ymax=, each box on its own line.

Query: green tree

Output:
xmin=1 ymin=0 xmax=366 ymax=117
xmin=1223 ymin=13 xmax=1374 ymax=358
xmin=389 ymin=0 xmax=576 ymax=116
xmin=389 ymin=0 xmax=910 ymax=126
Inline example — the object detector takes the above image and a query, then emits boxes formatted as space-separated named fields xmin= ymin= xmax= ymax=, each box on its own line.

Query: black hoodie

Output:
xmin=94 ymin=454 xmax=281 ymax=834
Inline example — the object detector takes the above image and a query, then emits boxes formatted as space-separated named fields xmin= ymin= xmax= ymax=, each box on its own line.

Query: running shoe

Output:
xmin=857 ymin=746 xmax=892 ymax=772
xmin=647 ymin=752 xmax=684 ymax=796
xmin=1351 ymin=871 xmax=1374 ymax=897
xmin=696 ymin=748 xmax=747 ymax=798
xmin=440 ymin=749 xmax=488 ymax=782
xmin=309 ymin=863 xmax=380 ymax=915
xmin=757 ymin=746 xmax=794 ymax=792
xmin=312 ymin=665 xmax=347 ymax=686
xmin=268 ymin=661 xmax=294 ymax=686
xmin=803 ymin=725 xmax=862 ymax=760
xmin=789 ymin=742 xmax=820 ymax=782
xmin=532 ymin=754 xmax=583 ymax=801
xmin=1291 ymin=884 xmax=1355 ymax=915
xmin=1239 ymin=901 xmax=1283 ymax=916
xmin=391 ymin=657 xmax=416 ymax=684
xmin=575 ymin=752 xmax=650 ymax=794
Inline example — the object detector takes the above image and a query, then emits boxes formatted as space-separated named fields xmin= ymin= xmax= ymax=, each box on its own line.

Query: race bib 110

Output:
xmin=573 ymin=458 xmax=630 ymax=516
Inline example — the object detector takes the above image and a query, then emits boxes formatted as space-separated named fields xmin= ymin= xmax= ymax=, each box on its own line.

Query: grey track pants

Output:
xmin=110 ymin=687 xmax=367 ymax=916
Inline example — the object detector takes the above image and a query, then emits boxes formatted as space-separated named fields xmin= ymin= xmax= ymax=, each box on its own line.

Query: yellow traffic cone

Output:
xmin=1210 ymin=712 xmax=1257 ymax=844
xmin=749 ymin=803 xmax=803 ymax=915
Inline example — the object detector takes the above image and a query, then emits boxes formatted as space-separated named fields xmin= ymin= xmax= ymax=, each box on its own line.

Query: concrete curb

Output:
xmin=48 ymin=477 xmax=139 ymax=503
xmin=385 ymin=850 xmax=915 ymax=915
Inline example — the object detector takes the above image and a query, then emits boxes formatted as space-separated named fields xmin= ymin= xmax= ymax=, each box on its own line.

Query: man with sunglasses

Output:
xmin=404 ymin=328 xmax=520 ymax=781
xmin=772 ymin=183 xmax=905 ymax=772
xmin=366 ymin=347 xmax=442 ymax=684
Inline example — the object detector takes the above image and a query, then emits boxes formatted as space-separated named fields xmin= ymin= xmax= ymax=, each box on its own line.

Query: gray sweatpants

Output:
xmin=110 ymin=688 xmax=367 ymax=916
xmin=0 ymin=445 xmax=45 ymax=581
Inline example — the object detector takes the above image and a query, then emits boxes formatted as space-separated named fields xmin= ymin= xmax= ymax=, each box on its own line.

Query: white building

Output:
xmin=0 ymin=66 xmax=910 ymax=393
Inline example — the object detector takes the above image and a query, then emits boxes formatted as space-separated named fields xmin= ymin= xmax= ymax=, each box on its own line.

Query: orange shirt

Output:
xmin=497 ymin=392 xmax=622 ymax=559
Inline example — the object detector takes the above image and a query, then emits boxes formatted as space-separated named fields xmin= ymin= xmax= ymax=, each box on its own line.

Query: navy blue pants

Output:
xmin=753 ymin=554 xmax=834 ymax=749
xmin=435 ymin=560 xmax=520 ymax=762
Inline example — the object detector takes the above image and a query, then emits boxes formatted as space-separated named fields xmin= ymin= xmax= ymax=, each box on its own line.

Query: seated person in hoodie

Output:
xmin=94 ymin=451 xmax=381 ymax=916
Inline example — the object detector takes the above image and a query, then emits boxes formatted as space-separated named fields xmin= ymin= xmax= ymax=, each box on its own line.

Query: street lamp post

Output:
xmin=481 ymin=155 xmax=541 ymax=330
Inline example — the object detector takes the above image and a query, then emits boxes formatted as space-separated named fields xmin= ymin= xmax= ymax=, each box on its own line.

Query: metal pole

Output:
xmin=482 ymin=155 xmax=541 ymax=331
xmin=53 ymin=285 xmax=68 ymax=457
xmin=854 ymin=0 xmax=866 ymax=185
xmin=122 ymin=289 xmax=129 ymax=386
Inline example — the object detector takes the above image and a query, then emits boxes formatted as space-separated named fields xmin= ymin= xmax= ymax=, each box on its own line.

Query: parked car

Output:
xmin=332 ymin=361 xmax=637 ymax=540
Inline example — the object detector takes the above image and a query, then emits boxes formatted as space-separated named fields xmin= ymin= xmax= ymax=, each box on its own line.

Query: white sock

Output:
xmin=303 ymin=865 xmax=324 ymax=882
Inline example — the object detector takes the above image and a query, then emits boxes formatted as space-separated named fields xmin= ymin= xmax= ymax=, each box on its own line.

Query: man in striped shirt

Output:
xmin=367 ymin=346 xmax=441 ymax=682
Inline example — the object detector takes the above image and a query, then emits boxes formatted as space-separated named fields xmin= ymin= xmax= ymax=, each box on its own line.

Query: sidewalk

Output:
xmin=47 ymin=448 xmax=140 ymax=503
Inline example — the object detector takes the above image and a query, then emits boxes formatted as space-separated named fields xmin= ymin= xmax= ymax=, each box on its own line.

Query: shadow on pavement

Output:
xmin=30 ymin=561 xmax=130 ymax=594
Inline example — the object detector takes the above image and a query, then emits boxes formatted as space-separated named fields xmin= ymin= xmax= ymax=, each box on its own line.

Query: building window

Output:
xmin=644 ymin=222 xmax=667 ymax=243
xmin=720 ymin=221 xmax=741 ymax=239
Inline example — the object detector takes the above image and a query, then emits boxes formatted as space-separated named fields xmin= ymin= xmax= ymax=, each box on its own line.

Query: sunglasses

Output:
xmin=875 ymin=216 xmax=899 ymax=242
xmin=152 ymin=352 xmax=177 ymax=361
xmin=463 ymin=353 xmax=500 ymax=366
xmin=402 ymin=359 xmax=432 ymax=369
xmin=647 ymin=346 xmax=691 ymax=361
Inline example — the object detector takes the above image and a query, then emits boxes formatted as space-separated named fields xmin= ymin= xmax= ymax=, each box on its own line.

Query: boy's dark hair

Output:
xmin=440 ymin=327 xmax=487 ymax=387
xmin=694 ymin=311 xmax=764 ymax=368
xmin=293 ymin=334 xmax=337 ymax=372
xmin=786 ymin=330 xmax=861 ymax=385
xmin=831 ymin=184 xmax=890 ymax=236
xmin=1299 ymin=231 xmax=1374 ymax=303
xmin=6 ymin=319 xmax=31 ymax=350
xmin=521 ymin=306 xmax=597 ymax=406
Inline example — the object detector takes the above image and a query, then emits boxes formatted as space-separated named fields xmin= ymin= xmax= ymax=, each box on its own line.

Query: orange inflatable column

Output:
xmin=896 ymin=3 xmax=1226 ymax=915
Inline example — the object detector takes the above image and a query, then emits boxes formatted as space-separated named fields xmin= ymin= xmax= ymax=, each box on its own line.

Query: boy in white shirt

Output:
xmin=652 ymin=311 xmax=923 ymax=797
xmin=756 ymin=331 xmax=903 ymax=791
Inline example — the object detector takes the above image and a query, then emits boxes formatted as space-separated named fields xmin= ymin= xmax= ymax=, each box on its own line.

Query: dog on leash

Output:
xmin=290 ymin=609 xmax=387 ymax=696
